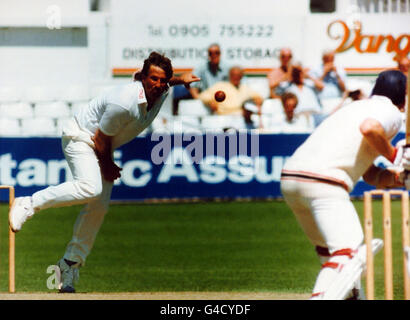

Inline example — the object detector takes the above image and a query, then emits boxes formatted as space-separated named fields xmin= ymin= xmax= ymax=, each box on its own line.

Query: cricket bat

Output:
xmin=405 ymin=70 xmax=410 ymax=190
xmin=407 ymin=69 xmax=410 ymax=145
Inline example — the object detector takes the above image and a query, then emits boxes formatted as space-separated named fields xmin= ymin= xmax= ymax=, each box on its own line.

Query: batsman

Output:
xmin=280 ymin=70 xmax=410 ymax=299
xmin=8 ymin=52 xmax=200 ymax=293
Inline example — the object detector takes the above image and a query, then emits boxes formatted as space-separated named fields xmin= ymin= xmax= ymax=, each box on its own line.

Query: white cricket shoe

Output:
xmin=9 ymin=196 xmax=35 ymax=232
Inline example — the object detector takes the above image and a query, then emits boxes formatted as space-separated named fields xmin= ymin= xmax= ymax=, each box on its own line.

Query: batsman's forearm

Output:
xmin=364 ymin=133 xmax=396 ymax=161
xmin=360 ymin=119 xmax=396 ymax=161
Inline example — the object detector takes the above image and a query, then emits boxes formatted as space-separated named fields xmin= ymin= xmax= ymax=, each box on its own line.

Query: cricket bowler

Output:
xmin=9 ymin=52 xmax=200 ymax=293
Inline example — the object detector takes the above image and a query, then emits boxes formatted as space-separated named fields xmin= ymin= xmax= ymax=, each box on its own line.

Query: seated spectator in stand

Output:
xmin=267 ymin=47 xmax=293 ymax=98
xmin=282 ymin=63 xmax=323 ymax=117
xmin=198 ymin=66 xmax=264 ymax=115
xmin=397 ymin=55 xmax=410 ymax=76
xmin=281 ymin=92 xmax=299 ymax=123
xmin=172 ymin=43 xmax=229 ymax=115
xmin=190 ymin=43 xmax=230 ymax=99
xmin=273 ymin=92 xmax=313 ymax=132
xmin=310 ymin=49 xmax=347 ymax=100
xmin=242 ymin=103 xmax=260 ymax=130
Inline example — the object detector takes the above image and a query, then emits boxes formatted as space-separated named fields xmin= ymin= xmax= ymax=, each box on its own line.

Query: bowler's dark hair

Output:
xmin=133 ymin=52 xmax=173 ymax=82
xmin=371 ymin=70 xmax=406 ymax=108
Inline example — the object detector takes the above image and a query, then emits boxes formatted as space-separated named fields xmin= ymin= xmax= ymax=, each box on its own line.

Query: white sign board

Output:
xmin=108 ymin=0 xmax=410 ymax=75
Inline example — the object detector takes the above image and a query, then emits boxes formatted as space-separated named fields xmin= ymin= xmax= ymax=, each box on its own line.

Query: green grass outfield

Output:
xmin=0 ymin=199 xmax=408 ymax=299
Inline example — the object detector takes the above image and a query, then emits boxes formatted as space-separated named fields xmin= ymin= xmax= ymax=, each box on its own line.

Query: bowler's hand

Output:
xmin=100 ymin=162 xmax=122 ymax=182
xmin=91 ymin=133 xmax=123 ymax=182
xmin=179 ymin=73 xmax=201 ymax=89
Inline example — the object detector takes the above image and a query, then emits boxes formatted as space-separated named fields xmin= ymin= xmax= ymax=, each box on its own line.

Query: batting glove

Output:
xmin=390 ymin=139 xmax=409 ymax=167
xmin=401 ymin=148 xmax=410 ymax=171
xmin=395 ymin=140 xmax=410 ymax=189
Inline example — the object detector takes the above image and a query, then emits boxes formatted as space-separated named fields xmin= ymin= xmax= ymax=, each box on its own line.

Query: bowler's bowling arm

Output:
xmin=92 ymin=129 xmax=122 ymax=182
xmin=169 ymin=73 xmax=201 ymax=88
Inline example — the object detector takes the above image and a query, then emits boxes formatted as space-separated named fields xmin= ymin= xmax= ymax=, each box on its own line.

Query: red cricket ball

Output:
xmin=214 ymin=90 xmax=226 ymax=102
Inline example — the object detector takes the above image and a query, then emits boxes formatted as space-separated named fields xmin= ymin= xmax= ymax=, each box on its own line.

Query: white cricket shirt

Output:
xmin=74 ymin=81 xmax=168 ymax=149
xmin=282 ymin=95 xmax=403 ymax=191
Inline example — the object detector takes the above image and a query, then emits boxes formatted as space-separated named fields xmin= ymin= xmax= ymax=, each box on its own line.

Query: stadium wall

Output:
xmin=0 ymin=0 xmax=408 ymax=91
xmin=0 ymin=133 xmax=404 ymax=202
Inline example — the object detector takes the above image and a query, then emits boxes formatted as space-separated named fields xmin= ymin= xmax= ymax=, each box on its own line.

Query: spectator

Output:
xmin=397 ymin=55 xmax=410 ymax=75
xmin=172 ymin=43 xmax=229 ymax=115
xmin=310 ymin=50 xmax=347 ymax=100
xmin=273 ymin=92 xmax=314 ymax=132
xmin=198 ymin=66 xmax=263 ymax=116
xmin=267 ymin=47 xmax=293 ymax=98
xmin=282 ymin=63 xmax=323 ymax=117
xmin=281 ymin=92 xmax=299 ymax=123
xmin=190 ymin=43 xmax=230 ymax=99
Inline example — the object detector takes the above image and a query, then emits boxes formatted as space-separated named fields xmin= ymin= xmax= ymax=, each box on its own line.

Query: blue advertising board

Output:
xmin=0 ymin=133 xmax=404 ymax=201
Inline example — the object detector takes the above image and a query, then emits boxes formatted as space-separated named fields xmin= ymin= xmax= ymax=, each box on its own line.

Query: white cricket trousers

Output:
xmin=31 ymin=136 xmax=113 ymax=266
xmin=280 ymin=178 xmax=364 ymax=295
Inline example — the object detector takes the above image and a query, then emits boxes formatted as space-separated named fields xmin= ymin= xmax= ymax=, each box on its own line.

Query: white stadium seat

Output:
xmin=168 ymin=116 xmax=202 ymax=134
xmin=178 ymin=99 xmax=211 ymax=116
xmin=201 ymin=115 xmax=245 ymax=132
xmin=24 ymin=86 xmax=59 ymax=103
xmin=21 ymin=118 xmax=58 ymax=137
xmin=226 ymin=115 xmax=247 ymax=130
xmin=345 ymin=79 xmax=374 ymax=98
xmin=33 ymin=101 xmax=71 ymax=119
xmin=0 ymin=102 xmax=33 ymax=119
xmin=244 ymin=77 xmax=270 ymax=99
xmin=0 ymin=118 xmax=21 ymax=136
xmin=261 ymin=99 xmax=283 ymax=115
xmin=151 ymin=116 xmax=170 ymax=133
xmin=201 ymin=115 xmax=225 ymax=132
xmin=56 ymin=117 xmax=72 ymax=136
xmin=151 ymin=116 xmax=202 ymax=134
xmin=321 ymin=97 xmax=343 ymax=115
xmin=138 ymin=128 xmax=150 ymax=137
xmin=59 ymin=85 xmax=90 ymax=103
xmin=70 ymin=101 xmax=89 ymax=116
xmin=0 ymin=86 xmax=21 ymax=103
xmin=251 ymin=114 xmax=282 ymax=132
xmin=90 ymin=85 xmax=116 ymax=98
